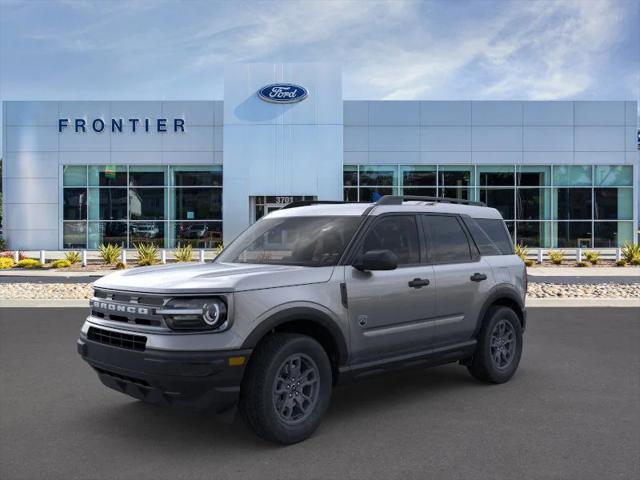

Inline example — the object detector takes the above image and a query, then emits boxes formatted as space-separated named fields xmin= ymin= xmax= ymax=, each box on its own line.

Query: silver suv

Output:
xmin=78 ymin=195 xmax=526 ymax=444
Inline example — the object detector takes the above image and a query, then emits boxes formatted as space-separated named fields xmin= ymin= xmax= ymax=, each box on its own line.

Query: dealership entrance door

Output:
xmin=250 ymin=196 xmax=316 ymax=223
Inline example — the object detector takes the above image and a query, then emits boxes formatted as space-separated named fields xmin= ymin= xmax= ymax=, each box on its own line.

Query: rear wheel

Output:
xmin=240 ymin=333 xmax=332 ymax=444
xmin=467 ymin=306 xmax=523 ymax=384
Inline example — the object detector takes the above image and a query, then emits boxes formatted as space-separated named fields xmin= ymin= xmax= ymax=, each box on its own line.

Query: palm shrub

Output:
xmin=99 ymin=243 xmax=122 ymax=265
xmin=621 ymin=242 xmax=640 ymax=265
xmin=136 ymin=243 xmax=159 ymax=266
xmin=51 ymin=259 xmax=71 ymax=269
xmin=584 ymin=250 xmax=600 ymax=265
xmin=17 ymin=258 xmax=42 ymax=269
xmin=576 ymin=260 xmax=589 ymax=268
xmin=174 ymin=243 xmax=193 ymax=262
xmin=65 ymin=251 xmax=81 ymax=265
xmin=615 ymin=259 xmax=627 ymax=267
xmin=514 ymin=243 xmax=533 ymax=267
xmin=548 ymin=250 xmax=564 ymax=265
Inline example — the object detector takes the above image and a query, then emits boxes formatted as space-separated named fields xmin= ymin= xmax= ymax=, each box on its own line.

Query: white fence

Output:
xmin=9 ymin=249 xmax=221 ymax=266
xmin=524 ymin=248 xmax=623 ymax=263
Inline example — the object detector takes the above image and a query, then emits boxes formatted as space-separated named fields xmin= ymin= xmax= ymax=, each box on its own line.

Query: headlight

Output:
xmin=158 ymin=297 xmax=229 ymax=332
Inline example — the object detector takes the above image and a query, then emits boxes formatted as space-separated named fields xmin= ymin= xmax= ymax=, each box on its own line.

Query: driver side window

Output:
xmin=359 ymin=215 xmax=420 ymax=266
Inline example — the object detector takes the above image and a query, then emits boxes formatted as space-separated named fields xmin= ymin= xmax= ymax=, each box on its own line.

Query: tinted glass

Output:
xmin=556 ymin=222 xmax=592 ymax=248
xmin=63 ymin=222 xmax=86 ymax=248
xmin=594 ymin=222 xmax=633 ymax=248
xmin=344 ymin=188 xmax=358 ymax=202
xmin=129 ymin=222 xmax=165 ymax=247
xmin=88 ymin=221 xmax=128 ymax=248
xmin=129 ymin=166 xmax=165 ymax=186
xmin=439 ymin=187 xmax=470 ymax=200
xmin=89 ymin=165 xmax=127 ymax=186
xmin=556 ymin=188 xmax=591 ymax=220
xmin=359 ymin=166 xmax=396 ymax=186
xmin=173 ymin=188 xmax=221 ymax=220
xmin=63 ymin=188 xmax=87 ymax=220
xmin=403 ymin=187 xmax=437 ymax=198
xmin=359 ymin=187 xmax=393 ymax=202
xmin=343 ymin=166 xmax=358 ymax=186
xmin=63 ymin=166 xmax=87 ymax=186
xmin=517 ymin=222 xmax=543 ymax=247
xmin=173 ymin=169 xmax=222 ymax=186
xmin=218 ymin=216 xmax=362 ymax=267
xmin=475 ymin=218 xmax=513 ymax=254
xmin=360 ymin=216 xmax=420 ymax=265
xmin=97 ymin=188 xmax=128 ymax=220
xmin=173 ymin=221 xmax=222 ymax=248
xmin=594 ymin=188 xmax=633 ymax=220
xmin=439 ymin=169 xmax=470 ymax=187
xmin=402 ymin=168 xmax=436 ymax=186
xmin=553 ymin=165 xmax=591 ymax=186
xmin=517 ymin=188 xmax=550 ymax=220
xmin=463 ymin=218 xmax=502 ymax=256
xmin=129 ymin=188 xmax=165 ymax=220
xmin=479 ymin=189 xmax=514 ymax=219
xmin=423 ymin=215 xmax=471 ymax=263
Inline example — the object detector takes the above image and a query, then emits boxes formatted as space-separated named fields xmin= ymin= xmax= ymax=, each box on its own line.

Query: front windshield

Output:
xmin=216 ymin=216 xmax=362 ymax=267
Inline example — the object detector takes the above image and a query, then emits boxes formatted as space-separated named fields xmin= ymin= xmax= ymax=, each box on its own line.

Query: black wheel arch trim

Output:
xmin=241 ymin=307 xmax=349 ymax=366
xmin=474 ymin=285 xmax=526 ymax=337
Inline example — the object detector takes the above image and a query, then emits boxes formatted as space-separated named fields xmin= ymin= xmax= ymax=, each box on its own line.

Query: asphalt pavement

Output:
xmin=1 ymin=307 xmax=638 ymax=480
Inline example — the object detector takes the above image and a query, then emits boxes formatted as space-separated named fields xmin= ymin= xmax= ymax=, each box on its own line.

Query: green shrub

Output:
xmin=621 ymin=242 xmax=640 ymax=264
xmin=0 ymin=257 xmax=15 ymax=269
xmin=631 ymin=257 xmax=640 ymax=266
xmin=514 ymin=243 xmax=529 ymax=263
xmin=174 ymin=243 xmax=193 ymax=262
xmin=576 ymin=260 xmax=589 ymax=268
xmin=524 ymin=259 xmax=534 ymax=267
xmin=17 ymin=258 xmax=42 ymax=269
xmin=65 ymin=251 xmax=81 ymax=265
xmin=115 ymin=261 xmax=127 ymax=270
xmin=584 ymin=250 xmax=600 ymax=265
xmin=136 ymin=243 xmax=159 ymax=266
xmin=213 ymin=244 xmax=224 ymax=257
xmin=615 ymin=259 xmax=627 ymax=267
xmin=548 ymin=250 xmax=564 ymax=265
xmin=99 ymin=243 xmax=122 ymax=265
xmin=51 ymin=259 xmax=71 ymax=269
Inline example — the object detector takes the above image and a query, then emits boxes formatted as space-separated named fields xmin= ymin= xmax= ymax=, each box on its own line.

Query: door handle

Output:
xmin=408 ymin=278 xmax=430 ymax=288
xmin=470 ymin=272 xmax=487 ymax=282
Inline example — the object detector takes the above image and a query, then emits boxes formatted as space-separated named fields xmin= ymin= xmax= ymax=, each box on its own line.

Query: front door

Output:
xmin=346 ymin=214 xmax=436 ymax=363
xmin=251 ymin=196 xmax=316 ymax=223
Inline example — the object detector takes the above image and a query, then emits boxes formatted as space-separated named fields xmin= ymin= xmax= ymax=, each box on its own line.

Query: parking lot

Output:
xmin=1 ymin=307 xmax=638 ymax=480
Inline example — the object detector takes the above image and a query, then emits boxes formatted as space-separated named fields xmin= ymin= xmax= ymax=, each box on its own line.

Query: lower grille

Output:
xmin=87 ymin=326 xmax=147 ymax=352
xmin=94 ymin=367 xmax=150 ymax=387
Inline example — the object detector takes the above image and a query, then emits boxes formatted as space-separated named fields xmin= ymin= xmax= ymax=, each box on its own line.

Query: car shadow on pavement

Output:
xmin=84 ymin=363 xmax=481 ymax=449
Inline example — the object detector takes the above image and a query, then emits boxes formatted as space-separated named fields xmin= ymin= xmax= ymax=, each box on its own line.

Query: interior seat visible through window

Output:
xmin=360 ymin=216 xmax=420 ymax=265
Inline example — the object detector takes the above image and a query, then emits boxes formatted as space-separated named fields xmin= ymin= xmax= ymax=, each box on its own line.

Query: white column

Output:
xmin=199 ymin=249 xmax=205 ymax=263
xmin=14 ymin=251 xmax=19 ymax=263
xmin=121 ymin=249 xmax=127 ymax=265
xmin=576 ymin=248 xmax=582 ymax=262
xmin=82 ymin=250 xmax=88 ymax=267
xmin=39 ymin=250 xmax=46 ymax=264
xmin=616 ymin=248 xmax=622 ymax=261
xmin=537 ymin=249 xmax=543 ymax=264
xmin=161 ymin=249 xmax=167 ymax=264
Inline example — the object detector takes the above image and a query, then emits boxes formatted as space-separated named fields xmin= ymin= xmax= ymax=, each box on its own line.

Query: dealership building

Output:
xmin=1 ymin=63 xmax=638 ymax=250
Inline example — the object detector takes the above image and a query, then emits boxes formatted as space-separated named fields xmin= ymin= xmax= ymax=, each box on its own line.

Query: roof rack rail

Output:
xmin=375 ymin=195 xmax=486 ymax=207
xmin=281 ymin=200 xmax=349 ymax=210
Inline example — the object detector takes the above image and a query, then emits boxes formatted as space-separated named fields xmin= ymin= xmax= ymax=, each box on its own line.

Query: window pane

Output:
xmin=594 ymin=222 xmax=633 ymax=248
xmin=594 ymin=165 xmax=632 ymax=186
xmin=89 ymin=165 xmax=127 ymax=186
xmin=361 ymin=216 xmax=420 ymax=265
xmin=479 ymin=189 xmax=514 ymax=219
xmin=88 ymin=222 xmax=127 ymax=248
xmin=401 ymin=166 xmax=436 ymax=186
xmin=129 ymin=188 xmax=165 ymax=220
xmin=505 ymin=221 xmax=515 ymax=243
xmin=343 ymin=166 xmax=358 ymax=186
xmin=595 ymin=188 xmax=633 ymax=220
xmin=516 ymin=222 xmax=550 ymax=248
xmin=172 ymin=166 xmax=222 ymax=187
xmin=438 ymin=166 xmax=473 ymax=187
xmin=63 ymin=188 xmax=87 ymax=220
xmin=403 ymin=187 xmax=437 ymax=197
xmin=516 ymin=188 xmax=551 ymax=220
xmin=553 ymin=165 xmax=591 ymax=186
xmin=556 ymin=222 xmax=592 ymax=248
xmin=63 ymin=222 xmax=86 ymax=248
xmin=63 ymin=166 xmax=86 ymax=186
xmin=88 ymin=188 xmax=128 ymax=221
xmin=344 ymin=188 xmax=358 ymax=202
xmin=478 ymin=166 xmax=514 ymax=186
xmin=475 ymin=218 xmax=514 ymax=254
xmin=129 ymin=165 xmax=165 ymax=186
xmin=359 ymin=187 xmax=393 ymax=202
xmin=130 ymin=222 xmax=165 ymax=247
xmin=172 ymin=222 xmax=223 ymax=248
xmin=517 ymin=165 xmax=550 ymax=186
xmin=555 ymin=188 xmax=591 ymax=220
xmin=423 ymin=215 xmax=471 ymax=263
xmin=440 ymin=187 xmax=471 ymax=201
xmin=172 ymin=188 xmax=222 ymax=220
xmin=359 ymin=166 xmax=396 ymax=186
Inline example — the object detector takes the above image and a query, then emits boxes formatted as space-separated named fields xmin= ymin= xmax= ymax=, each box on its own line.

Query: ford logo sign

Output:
xmin=258 ymin=83 xmax=308 ymax=104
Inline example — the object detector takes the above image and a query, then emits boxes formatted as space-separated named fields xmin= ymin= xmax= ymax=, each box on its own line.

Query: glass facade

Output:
xmin=343 ymin=164 xmax=634 ymax=248
xmin=62 ymin=165 xmax=222 ymax=249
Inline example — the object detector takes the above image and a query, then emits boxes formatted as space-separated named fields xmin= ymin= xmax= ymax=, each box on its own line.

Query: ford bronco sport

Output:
xmin=78 ymin=195 xmax=526 ymax=444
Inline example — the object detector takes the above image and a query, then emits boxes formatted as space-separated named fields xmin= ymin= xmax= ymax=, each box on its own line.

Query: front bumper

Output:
xmin=77 ymin=335 xmax=252 ymax=412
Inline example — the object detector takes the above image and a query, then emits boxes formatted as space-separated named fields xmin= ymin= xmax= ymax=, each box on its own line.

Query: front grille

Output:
xmin=91 ymin=289 xmax=166 ymax=329
xmin=88 ymin=326 xmax=147 ymax=351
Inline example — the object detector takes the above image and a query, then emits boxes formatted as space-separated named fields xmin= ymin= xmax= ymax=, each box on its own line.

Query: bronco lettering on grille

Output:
xmin=91 ymin=300 xmax=149 ymax=315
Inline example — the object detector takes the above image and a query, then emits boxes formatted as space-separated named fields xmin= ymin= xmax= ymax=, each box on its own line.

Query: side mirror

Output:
xmin=353 ymin=249 xmax=398 ymax=271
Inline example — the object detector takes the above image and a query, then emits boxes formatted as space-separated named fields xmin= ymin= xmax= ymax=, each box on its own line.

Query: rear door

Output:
xmin=345 ymin=214 xmax=436 ymax=362
xmin=421 ymin=214 xmax=492 ymax=344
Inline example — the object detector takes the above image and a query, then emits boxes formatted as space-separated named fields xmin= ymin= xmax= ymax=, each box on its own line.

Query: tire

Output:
xmin=240 ymin=333 xmax=332 ymax=444
xmin=467 ymin=306 xmax=523 ymax=384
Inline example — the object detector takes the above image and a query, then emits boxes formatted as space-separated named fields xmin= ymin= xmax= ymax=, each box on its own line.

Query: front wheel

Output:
xmin=240 ymin=333 xmax=332 ymax=444
xmin=467 ymin=306 xmax=523 ymax=384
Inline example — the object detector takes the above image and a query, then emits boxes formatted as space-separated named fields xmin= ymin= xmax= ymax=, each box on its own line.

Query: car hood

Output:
xmin=93 ymin=262 xmax=335 ymax=294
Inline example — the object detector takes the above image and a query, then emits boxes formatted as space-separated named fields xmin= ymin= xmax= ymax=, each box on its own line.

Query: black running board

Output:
xmin=338 ymin=340 xmax=476 ymax=383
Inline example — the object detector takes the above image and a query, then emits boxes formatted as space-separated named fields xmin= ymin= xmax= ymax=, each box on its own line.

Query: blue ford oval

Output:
xmin=258 ymin=84 xmax=308 ymax=104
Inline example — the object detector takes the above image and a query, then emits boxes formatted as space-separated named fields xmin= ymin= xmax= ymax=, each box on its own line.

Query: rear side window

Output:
xmin=474 ymin=218 xmax=514 ymax=255
xmin=422 ymin=215 xmax=472 ymax=264
xmin=360 ymin=215 xmax=420 ymax=265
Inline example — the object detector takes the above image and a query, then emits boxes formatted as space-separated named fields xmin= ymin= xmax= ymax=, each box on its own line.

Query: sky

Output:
xmin=0 ymin=0 xmax=638 ymax=150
